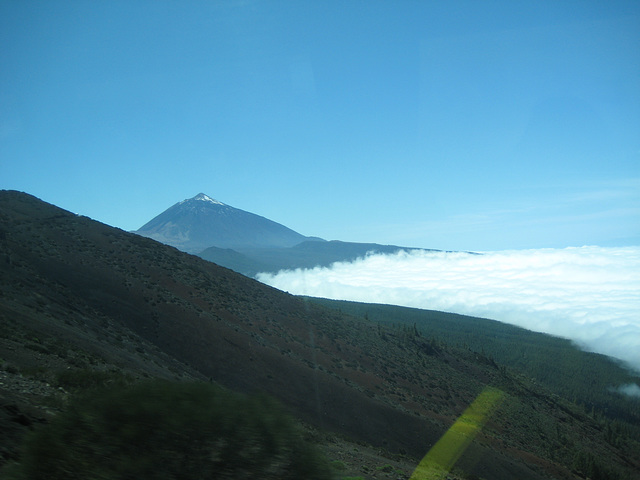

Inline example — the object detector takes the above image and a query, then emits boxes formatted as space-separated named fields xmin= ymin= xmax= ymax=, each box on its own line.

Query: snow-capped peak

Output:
xmin=192 ymin=193 xmax=225 ymax=205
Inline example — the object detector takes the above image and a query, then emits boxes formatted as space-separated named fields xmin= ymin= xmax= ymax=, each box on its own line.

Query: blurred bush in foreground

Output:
xmin=4 ymin=380 xmax=333 ymax=480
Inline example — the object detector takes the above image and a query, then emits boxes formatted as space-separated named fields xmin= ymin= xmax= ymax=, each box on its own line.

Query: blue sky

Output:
xmin=2 ymin=0 xmax=639 ymax=251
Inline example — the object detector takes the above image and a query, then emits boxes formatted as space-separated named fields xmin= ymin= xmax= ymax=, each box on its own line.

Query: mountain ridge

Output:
xmin=200 ymin=240 xmax=436 ymax=277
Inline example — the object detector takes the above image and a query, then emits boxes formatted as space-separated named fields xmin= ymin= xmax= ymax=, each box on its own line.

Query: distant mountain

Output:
xmin=200 ymin=240 xmax=436 ymax=276
xmin=137 ymin=193 xmax=435 ymax=275
xmin=136 ymin=193 xmax=323 ymax=253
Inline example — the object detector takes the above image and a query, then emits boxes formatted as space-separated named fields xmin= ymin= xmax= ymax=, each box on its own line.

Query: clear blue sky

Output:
xmin=2 ymin=0 xmax=639 ymax=251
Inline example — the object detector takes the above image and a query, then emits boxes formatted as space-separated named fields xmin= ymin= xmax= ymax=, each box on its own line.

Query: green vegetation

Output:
xmin=54 ymin=367 xmax=133 ymax=391
xmin=308 ymin=298 xmax=640 ymax=432
xmin=412 ymin=387 xmax=505 ymax=479
xmin=331 ymin=460 xmax=347 ymax=470
xmin=572 ymin=450 xmax=624 ymax=480
xmin=377 ymin=463 xmax=394 ymax=472
xmin=3 ymin=380 xmax=332 ymax=480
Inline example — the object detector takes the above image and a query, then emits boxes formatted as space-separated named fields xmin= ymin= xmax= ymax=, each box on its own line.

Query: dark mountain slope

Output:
xmin=309 ymin=298 xmax=640 ymax=429
xmin=135 ymin=193 xmax=321 ymax=253
xmin=1 ymin=190 xmax=638 ymax=479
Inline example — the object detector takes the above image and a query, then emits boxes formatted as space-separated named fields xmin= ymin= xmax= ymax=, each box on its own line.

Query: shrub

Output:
xmin=5 ymin=380 xmax=333 ymax=480
xmin=331 ymin=460 xmax=347 ymax=470
xmin=54 ymin=367 xmax=131 ymax=391
xmin=377 ymin=463 xmax=394 ymax=472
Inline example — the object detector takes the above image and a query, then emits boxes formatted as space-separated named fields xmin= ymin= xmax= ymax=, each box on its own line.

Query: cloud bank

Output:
xmin=257 ymin=246 xmax=640 ymax=372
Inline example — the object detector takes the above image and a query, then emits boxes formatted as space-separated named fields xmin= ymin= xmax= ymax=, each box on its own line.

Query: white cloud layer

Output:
xmin=257 ymin=246 xmax=640 ymax=372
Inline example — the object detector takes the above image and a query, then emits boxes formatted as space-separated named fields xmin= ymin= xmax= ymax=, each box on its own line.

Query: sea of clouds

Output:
xmin=257 ymin=246 xmax=640 ymax=376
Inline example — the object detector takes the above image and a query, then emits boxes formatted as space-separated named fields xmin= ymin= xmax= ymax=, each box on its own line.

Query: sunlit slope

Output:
xmin=1 ymin=190 xmax=638 ymax=480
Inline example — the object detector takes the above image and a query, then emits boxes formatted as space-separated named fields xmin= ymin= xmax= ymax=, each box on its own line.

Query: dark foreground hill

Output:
xmin=1 ymin=190 xmax=639 ymax=479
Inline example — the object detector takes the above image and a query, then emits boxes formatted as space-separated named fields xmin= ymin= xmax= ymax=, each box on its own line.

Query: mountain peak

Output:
xmin=188 ymin=193 xmax=225 ymax=206
xmin=136 ymin=193 xmax=315 ymax=253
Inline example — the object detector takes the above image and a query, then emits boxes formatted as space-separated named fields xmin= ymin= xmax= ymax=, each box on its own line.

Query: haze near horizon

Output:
xmin=1 ymin=1 xmax=638 ymax=251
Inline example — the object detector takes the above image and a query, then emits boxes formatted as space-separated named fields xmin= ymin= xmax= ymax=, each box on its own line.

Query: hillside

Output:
xmin=308 ymin=298 xmax=640 ymax=429
xmin=1 ymin=190 xmax=639 ymax=479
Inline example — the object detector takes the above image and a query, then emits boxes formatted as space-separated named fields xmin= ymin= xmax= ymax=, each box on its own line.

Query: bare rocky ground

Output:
xmin=322 ymin=440 xmax=415 ymax=480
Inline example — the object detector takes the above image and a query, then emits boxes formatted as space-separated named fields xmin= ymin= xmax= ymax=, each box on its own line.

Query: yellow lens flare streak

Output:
xmin=410 ymin=387 xmax=505 ymax=480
